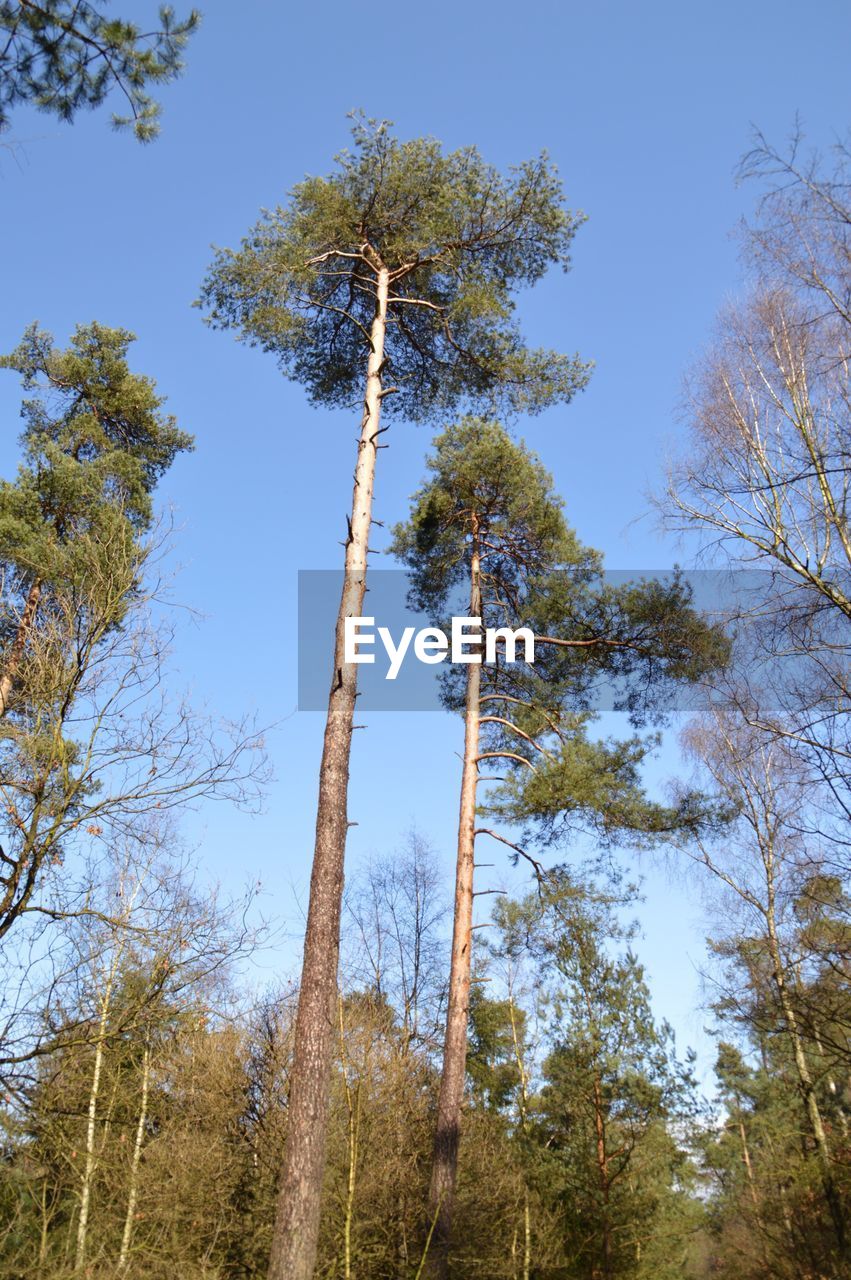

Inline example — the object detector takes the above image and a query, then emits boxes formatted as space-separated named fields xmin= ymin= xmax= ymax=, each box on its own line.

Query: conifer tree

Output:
xmin=704 ymin=1042 xmax=780 ymax=1277
xmin=392 ymin=418 xmax=725 ymax=1276
xmin=0 ymin=324 xmax=263 ymax=1026
xmin=0 ymin=323 xmax=207 ymax=942
xmin=0 ymin=1 xmax=199 ymax=140
xmin=680 ymin=707 xmax=850 ymax=1267
xmin=0 ymin=321 xmax=192 ymax=720
xmin=199 ymin=117 xmax=590 ymax=1280
xmin=529 ymin=881 xmax=701 ymax=1280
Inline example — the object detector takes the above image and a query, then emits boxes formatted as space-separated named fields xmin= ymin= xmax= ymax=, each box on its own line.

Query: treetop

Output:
xmin=199 ymin=116 xmax=591 ymax=421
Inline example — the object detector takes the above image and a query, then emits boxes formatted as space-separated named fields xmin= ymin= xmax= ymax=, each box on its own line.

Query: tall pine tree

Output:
xmin=392 ymin=418 xmax=725 ymax=1276
xmin=199 ymin=117 xmax=590 ymax=1280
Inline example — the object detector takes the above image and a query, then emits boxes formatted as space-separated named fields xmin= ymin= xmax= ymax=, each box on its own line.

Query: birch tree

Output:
xmin=679 ymin=708 xmax=850 ymax=1270
xmin=665 ymin=130 xmax=851 ymax=838
xmin=343 ymin=831 xmax=446 ymax=1055
xmin=0 ymin=830 xmax=259 ymax=1276
xmin=200 ymin=115 xmax=590 ymax=1280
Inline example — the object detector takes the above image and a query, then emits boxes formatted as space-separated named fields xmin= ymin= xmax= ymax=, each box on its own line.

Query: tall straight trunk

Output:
xmin=427 ymin=521 xmax=482 ymax=1279
xmin=592 ymin=1071 xmax=613 ymax=1280
xmin=0 ymin=578 xmax=41 ymax=716
xmin=394 ymin=1055 xmax=411 ymax=1278
xmin=800 ymin=977 xmax=849 ymax=1141
xmin=737 ymin=1116 xmax=772 ymax=1274
xmin=75 ymin=970 xmax=114 ymax=1272
xmin=508 ymin=989 xmax=532 ymax=1280
xmin=38 ymin=1179 xmax=51 ymax=1268
xmin=118 ymin=1041 xmax=150 ymax=1271
xmin=268 ymin=263 xmax=390 ymax=1280
xmin=338 ymin=996 xmax=361 ymax=1280
xmin=764 ymin=874 xmax=846 ymax=1260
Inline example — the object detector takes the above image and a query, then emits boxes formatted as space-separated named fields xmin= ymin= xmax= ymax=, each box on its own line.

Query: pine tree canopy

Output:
xmin=0 ymin=1 xmax=200 ymax=140
xmin=392 ymin=418 xmax=729 ymax=846
xmin=0 ymin=321 xmax=193 ymax=587
xmin=199 ymin=116 xmax=592 ymax=421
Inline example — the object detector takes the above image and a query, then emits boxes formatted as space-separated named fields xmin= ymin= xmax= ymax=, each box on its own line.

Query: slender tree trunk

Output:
xmin=592 ymin=1071 xmax=613 ymax=1280
xmin=738 ymin=1118 xmax=758 ymax=1209
xmin=765 ymin=886 xmax=846 ymax=1260
xmin=764 ymin=1125 xmax=798 ymax=1254
xmin=338 ymin=996 xmax=361 ymax=1280
xmin=427 ymin=522 xmax=482 ymax=1279
xmin=0 ymin=579 xmax=41 ymax=716
xmin=811 ymin=1016 xmax=848 ymax=1138
xmin=75 ymin=971 xmax=114 ymax=1272
xmin=508 ymin=985 xmax=532 ymax=1280
xmin=268 ymin=263 xmax=390 ymax=1280
xmin=394 ymin=1051 xmax=411 ymax=1279
xmin=38 ymin=1178 xmax=50 ymax=1268
xmin=737 ymin=1116 xmax=772 ymax=1274
xmin=118 ymin=1041 xmax=150 ymax=1271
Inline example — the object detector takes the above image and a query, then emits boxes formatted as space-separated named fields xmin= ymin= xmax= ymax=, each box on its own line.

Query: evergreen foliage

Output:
xmin=0 ymin=1 xmax=200 ymax=140
xmin=391 ymin=417 xmax=727 ymax=849
xmin=200 ymin=116 xmax=591 ymax=421
xmin=0 ymin=321 xmax=192 ymax=587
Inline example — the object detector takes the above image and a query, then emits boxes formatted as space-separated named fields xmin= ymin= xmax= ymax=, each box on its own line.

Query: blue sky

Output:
xmin=2 ymin=0 xmax=850 ymax=1083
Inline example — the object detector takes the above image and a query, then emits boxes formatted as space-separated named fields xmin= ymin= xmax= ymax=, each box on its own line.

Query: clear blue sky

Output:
xmin=2 ymin=0 xmax=850 ymax=1084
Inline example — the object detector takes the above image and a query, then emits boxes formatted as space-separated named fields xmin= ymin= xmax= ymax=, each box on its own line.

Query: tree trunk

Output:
xmin=811 ymin=1015 xmax=848 ymax=1138
xmin=592 ymin=1071 xmax=613 ymax=1280
xmin=765 ymin=892 xmax=846 ymax=1260
xmin=38 ymin=1178 xmax=51 ymax=1268
xmin=426 ymin=521 xmax=482 ymax=1279
xmin=75 ymin=971 xmax=114 ymax=1272
xmin=508 ymin=983 xmax=532 ymax=1280
xmin=267 ymin=263 xmax=390 ymax=1280
xmin=737 ymin=1116 xmax=772 ymax=1274
xmin=338 ymin=996 xmax=361 ymax=1280
xmin=118 ymin=1040 xmax=150 ymax=1271
xmin=0 ymin=578 xmax=41 ymax=716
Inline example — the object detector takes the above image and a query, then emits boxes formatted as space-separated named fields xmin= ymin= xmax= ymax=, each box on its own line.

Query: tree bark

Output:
xmin=592 ymin=1071 xmax=613 ymax=1280
xmin=767 ymin=928 xmax=846 ymax=1260
xmin=0 ymin=578 xmax=41 ymax=717
xmin=764 ymin=867 xmax=847 ymax=1262
xmin=75 ymin=969 xmax=114 ymax=1272
xmin=426 ymin=521 xmax=482 ymax=1279
xmin=118 ymin=1040 xmax=150 ymax=1271
xmin=737 ymin=1115 xmax=773 ymax=1274
xmin=267 ymin=263 xmax=390 ymax=1280
xmin=508 ymin=988 xmax=532 ymax=1280
xmin=338 ymin=996 xmax=361 ymax=1280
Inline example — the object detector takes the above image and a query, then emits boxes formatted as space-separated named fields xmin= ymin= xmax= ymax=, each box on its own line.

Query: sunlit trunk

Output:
xmin=592 ymin=1071 xmax=613 ymax=1280
xmin=118 ymin=1040 xmax=150 ymax=1270
xmin=509 ymin=992 xmax=532 ymax=1280
xmin=427 ymin=520 xmax=482 ymax=1278
xmin=268 ymin=263 xmax=390 ymax=1280
xmin=0 ymin=579 xmax=41 ymax=716
xmin=765 ymin=868 xmax=846 ymax=1259
xmin=338 ymin=996 xmax=361 ymax=1280
xmin=75 ymin=970 xmax=114 ymax=1272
